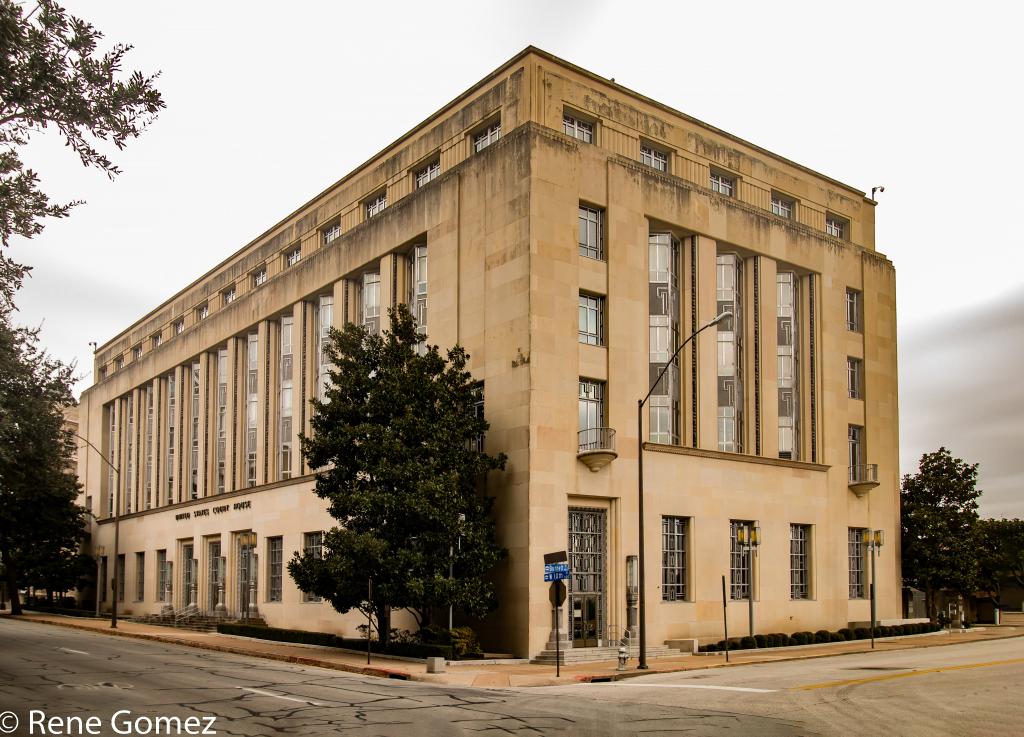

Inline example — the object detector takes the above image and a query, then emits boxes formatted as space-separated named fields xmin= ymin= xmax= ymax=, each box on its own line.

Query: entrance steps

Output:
xmin=132 ymin=612 xmax=266 ymax=632
xmin=530 ymin=643 xmax=683 ymax=665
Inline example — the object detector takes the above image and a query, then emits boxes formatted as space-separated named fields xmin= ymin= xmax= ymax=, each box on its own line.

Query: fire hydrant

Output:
xmin=617 ymin=646 xmax=628 ymax=671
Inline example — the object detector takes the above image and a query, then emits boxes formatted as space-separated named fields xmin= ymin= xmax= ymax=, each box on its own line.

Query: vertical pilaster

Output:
xmin=743 ymin=257 xmax=759 ymax=456
xmin=696 ymin=236 xmax=718 ymax=448
xmin=760 ymin=258 xmax=780 ymax=459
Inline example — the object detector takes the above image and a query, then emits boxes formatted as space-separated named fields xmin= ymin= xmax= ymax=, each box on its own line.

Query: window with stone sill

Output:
xmin=222 ymin=287 xmax=236 ymax=306
xmin=133 ymin=345 xmax=142 ymax=361
xmin=285 ymin=247 xmax=301 ymax=267
xmin=252 ymin=267 xmax=268 ymax=287
xmin=710 ymin=170 xmax=735 ymax=197
xmin=365 ymin=192 xmax=387 ymax=218
xmin=415 ymin=160 xmax=440 ymax=188
xmin=196 ymin=304 xmax=209 ymax=321
xmin=321 ymin=222 xmax=341 ymax=245
xmin=771 ymin=193 xmax=795 ymax=219
xmin=563 ymin=113 xmax=594 ymax=143
xmin=174 ymin=319 xmax=185 ymax=335
xmin=473 ymin=121 xmax=501 ymax=153
xmin=640 ymin=143 xmax=668 ymax=172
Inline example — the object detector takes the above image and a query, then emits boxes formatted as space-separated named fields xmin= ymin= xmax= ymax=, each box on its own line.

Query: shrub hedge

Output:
xmin=698 ymin=622 xmax=940 ymax=653
xmin=217 ymin=623 xmax=457 ymax=659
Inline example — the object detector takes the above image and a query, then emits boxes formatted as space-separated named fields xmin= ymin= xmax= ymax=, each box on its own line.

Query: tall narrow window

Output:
xmin=315 ymin=296 xmax=334 ymax=401
xmin=135 ymin=552 xmax=145 ymax=601
xmin=578 ymin=379 xmax=605 ymax=451
xmin=846 ymin=288 xmax=862 ymax=332
xmin=267 ymin=537 xmax=283 ymax=602
xmin=790 ymin=524 xmax=810 ymax=600
xmin=279 ymin=316 xmax=293 ymax=480
xmin=303 ymin=532 xmax=323 ymax=602
xmin=578 ymin=293 xmax=605 ymax=346
xmin=848 ymin=425 xmax=864 ymax=482
xmin=407 ymin=244 xmax=427 ymax=351
xmin=849 ymin=528 xmax=867 ymax=598
xmin=578 ymin=205 xmax=604 ymax=260
xmin=777 ymin=272 xmax=799 ymax=460
xmin=144 ymin=383 xmax=154 ymax=509
xmin=216 ymin=348 xmax=228 ymax=494
xmin=157 ymin=549 xmax=167 ymax=602
xmin=361 ymin=272 xmax=380 ymax=335
xmin=117 ymin=554 xmax=125 ymax=602
xmin=246 ymin=333 xmax=258 ymax=487
xmin=124 ymin=394 xmax=134 ymax=514
xmin=662 ymin=516 xmax=688 ymax=601
xmin=717 ymin=253 xmax=743 ymax=453
xmin=649 ymin=233 xmax=680 ymax=444
xmin=730 ymin=520 xmax=753 ymax=600
xmin=847 ymin=357 xmax=863 ymax=399
xmin=107 ymin=402 xmax=116 ymax=517
xmin=189 ymin=361 xmax=200 ymax=499
xmin=166 ymin=374 xmax=175 ymax=504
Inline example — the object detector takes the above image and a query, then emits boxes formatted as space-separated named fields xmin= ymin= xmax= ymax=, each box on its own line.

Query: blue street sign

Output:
xmin=544 ymin=562 xmax=570 ymax=582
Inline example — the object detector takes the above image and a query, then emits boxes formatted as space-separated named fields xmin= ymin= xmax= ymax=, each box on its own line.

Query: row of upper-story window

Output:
xmin=102 ymin=101 xmax=857 ymax=380
xmin=660 ymin=518 xmax=881 ymax=602
xmin=96 ymin=116 xmax=504 ymax=381
xmin=97 ymin=248 xmax=432 ymax=517
xmin=562 ymin=111 xmax=854 ymax=241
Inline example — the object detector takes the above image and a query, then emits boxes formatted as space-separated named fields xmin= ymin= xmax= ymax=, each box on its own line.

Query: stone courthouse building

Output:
xmin=77 ymin=47 xmax=900 ymax=658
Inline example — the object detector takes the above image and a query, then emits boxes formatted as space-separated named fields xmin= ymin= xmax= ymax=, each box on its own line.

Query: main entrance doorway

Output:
xmin=568 ymin=507 xmax=606 ymax=647
xmin=207 ymin=540 xmax=221 ymax=614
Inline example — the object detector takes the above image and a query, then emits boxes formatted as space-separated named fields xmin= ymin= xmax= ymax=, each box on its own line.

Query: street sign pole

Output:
xmin=555 ymin=601 xmax=560 ymax=679
xmin=548 ymin=578 xmax=567 ymax=679
xmin=722 ymin=575 xmax=730 ymax=663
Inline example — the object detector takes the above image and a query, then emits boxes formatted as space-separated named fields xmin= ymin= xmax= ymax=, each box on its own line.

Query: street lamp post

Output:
xmin=737 ymin=524 xmax=761 ymax=637
xmin=74 ymin=433 xmax=121 ymax=629
xmin=637 ymin=310 xmax=729 ymax=669
xmin=863 ymin=529 xmax=884 ymax=649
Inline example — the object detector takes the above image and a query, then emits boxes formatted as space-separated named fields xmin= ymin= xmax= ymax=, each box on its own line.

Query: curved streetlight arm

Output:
xmin=640 ymin=312 xmax=730 ymax=408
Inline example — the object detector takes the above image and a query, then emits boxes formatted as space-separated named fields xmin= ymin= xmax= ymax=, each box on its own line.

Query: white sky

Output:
xmin=7 ymin=1 xmax=1023 ymax=516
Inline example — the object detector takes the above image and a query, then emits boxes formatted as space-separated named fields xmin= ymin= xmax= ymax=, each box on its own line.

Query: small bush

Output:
xmin=699 ymin=642 xmax=718 ymax=652
xmin=829 ymin=632 xmax=845 ymax=642
xmin=853 ymin=627 xmax=871 ymax=640
xmin=754 ymin=634 xmax=768 ymax=648
xmin=814 ymin=629 xmax=831 ymax=644
xmin=792 ymin=631 xmax=813 ymax=645
xmin=837 ymin=628 xmax=854 ymax=641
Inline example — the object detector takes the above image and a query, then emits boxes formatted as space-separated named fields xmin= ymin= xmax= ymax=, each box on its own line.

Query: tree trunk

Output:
xmin=376 ymin=605 xmax=391 ymax=648
xmin=925 ymin=583 xmax=935 ymax=623
xmin=5 ymin=561 xmax=22 ymax=615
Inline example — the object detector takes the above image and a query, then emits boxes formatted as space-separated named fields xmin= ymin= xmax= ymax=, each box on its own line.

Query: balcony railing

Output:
xmin=848 ymin=464 xmax=879 ymax=496
xmin=577 ymin=428 xmax=617 ymax=472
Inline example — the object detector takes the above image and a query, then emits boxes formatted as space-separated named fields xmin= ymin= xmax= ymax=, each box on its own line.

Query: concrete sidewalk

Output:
xmin=5 ymin=612 xmax=1023 ymax=689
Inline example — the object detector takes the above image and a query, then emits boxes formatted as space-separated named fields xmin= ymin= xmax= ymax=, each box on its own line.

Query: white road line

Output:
xmin=605 ymin=683 xmax=777 ymax=693
xmin=237 ymin=687 xmax=324 ymax=706
xmin=56 ymin=648 xmax=90 ymax=656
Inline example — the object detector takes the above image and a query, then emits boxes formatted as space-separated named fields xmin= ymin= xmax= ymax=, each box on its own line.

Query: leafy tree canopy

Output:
xmin=0 ymin=0 xmax=164 ymax=305
xmin=0 ymin=308 xmax=86 ymax=614
xmin=975 ymin=517 xmax=1024 ymax=608
xmin=900 ymin=447 xmax=981 ymax=619
xmin=288 ymin=304 xmax=506 ymax=644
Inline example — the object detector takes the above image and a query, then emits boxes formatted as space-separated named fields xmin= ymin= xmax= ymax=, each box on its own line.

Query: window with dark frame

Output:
xmin=473 ymin=120 xmax=501 ymax=152
xmin=135 ymin=551 xmax=145 ymax=601
xmin=826 ymin=214 xmax=848 ymax=239
xmin=578 ymin=205 xmax=604 ymax=260
xmin=578 ymin=378 xmax=605 ymax=450
xmin=710 ymin=170 xmax=735 ymax=197
xmin=845 ymin=288 xmax=862 ymax=332
xmin=847 ymin=357 xmax=863 ymax=399
xmin=578 ymin=293 xmax=605 ymax=346
xmin=848 ymin=425 xmax=864 ymax=481
xmin=268 ymin=537 xmax=283 ymax=602
xmin=849 ymin=527 xmax=867 ymax=598
xmin=730 ymin=520 xmax=752 ymax=600
xmin=771 ymin=192 xmax=794 ymax=219
xmin=415 ymin=160 xmax=440 ymax=188
xmin=790 ymin=524 xmax=810 ymax=600
xmin=662 ymin=516 xmax=688 ymax=601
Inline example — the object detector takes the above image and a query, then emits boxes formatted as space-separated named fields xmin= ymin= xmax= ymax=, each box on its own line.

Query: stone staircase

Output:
xmin=530 ymin=642 xmax=684 ymax=665
xmin=132 ymin=611 xmax=266 ymax=632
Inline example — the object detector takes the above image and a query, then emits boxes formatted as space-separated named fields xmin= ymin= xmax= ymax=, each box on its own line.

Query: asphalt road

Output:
xmin=534 ymin=634 xmax=1024 ymax=736
xmin=1 ymin=618 xmax=1021 ymax=736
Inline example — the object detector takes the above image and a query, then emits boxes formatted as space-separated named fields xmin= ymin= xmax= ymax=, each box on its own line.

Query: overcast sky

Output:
xmin=6 ymin=1 xmax=1022 ymax=517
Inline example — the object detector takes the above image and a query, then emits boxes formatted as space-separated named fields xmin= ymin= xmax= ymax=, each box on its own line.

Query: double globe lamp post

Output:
xmin=636 ymin=310 xmax=729 ymax=669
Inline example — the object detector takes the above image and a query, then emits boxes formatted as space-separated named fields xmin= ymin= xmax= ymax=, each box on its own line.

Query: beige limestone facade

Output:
xmin=77 ymin=48 xmax=900 ymax=658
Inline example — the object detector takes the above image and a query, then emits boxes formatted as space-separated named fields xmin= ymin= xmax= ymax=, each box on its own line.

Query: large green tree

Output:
xmin=975 ymin=517 xmax=1024 ymax=610
xmin=288 ymin=305 xmax=506 ymax=645
xmin=0 ymin=0 xmax=164 ymax=308
xmin=0 ymin=308 xmax=86 ymax=614
xmin=900 ymin=447 xmax=981 ymax=621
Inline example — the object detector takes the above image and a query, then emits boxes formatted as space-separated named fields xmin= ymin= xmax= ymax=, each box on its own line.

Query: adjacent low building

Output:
xmin=78 ymin=47 xmax=901 ymax=658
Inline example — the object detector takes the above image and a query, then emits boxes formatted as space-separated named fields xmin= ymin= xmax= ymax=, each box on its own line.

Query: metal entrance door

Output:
xmin=237 ymin=533 xmax=256 ymax=618
xmin=568 ymin=507 xmax=606 ymax=647
xmin=207 ymin=540 xmax=221 ymax=614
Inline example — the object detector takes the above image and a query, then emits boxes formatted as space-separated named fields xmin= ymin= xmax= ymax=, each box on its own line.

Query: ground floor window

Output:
xmin=661 ymin=516 xmax=688 ymax=601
